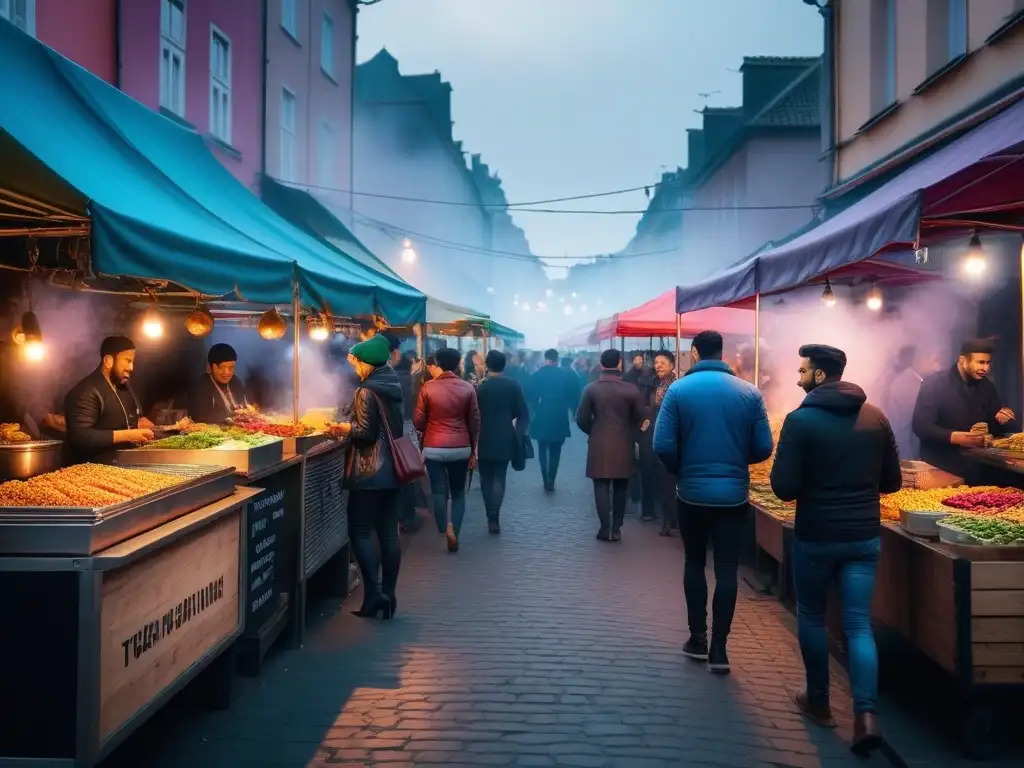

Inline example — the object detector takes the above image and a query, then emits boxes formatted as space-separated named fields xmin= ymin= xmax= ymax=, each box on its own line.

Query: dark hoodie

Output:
xmin=770 ymin=381 xmax=901 ymax=542
xmin=347 ymin=365 xmax=405 ymax=491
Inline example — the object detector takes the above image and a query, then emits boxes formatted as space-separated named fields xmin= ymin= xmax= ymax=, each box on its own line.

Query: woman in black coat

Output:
xmin=476 ymin=351 xmax=530 ymax=533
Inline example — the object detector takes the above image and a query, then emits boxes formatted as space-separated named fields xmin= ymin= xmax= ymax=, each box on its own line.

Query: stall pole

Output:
xmin=415 ymin=323 xmax=425 ymax=360
xmin=675 ymin=313 xmax=682 ymax=377
xmin=291 ymin=278 xmax=301 ymax=423
xmin=753 ymin=292 xmax=761 ymax=388
xmin=482 ymin=330 xmax=489 ymax=355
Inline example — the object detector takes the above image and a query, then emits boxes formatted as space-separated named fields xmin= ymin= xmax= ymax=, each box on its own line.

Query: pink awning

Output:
xmin=595 ymin=289 xmax=755 ymax=339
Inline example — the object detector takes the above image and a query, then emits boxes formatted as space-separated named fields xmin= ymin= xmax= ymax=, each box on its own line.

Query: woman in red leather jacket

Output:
xmin=414 ymin=347 xmax=481 ymax=552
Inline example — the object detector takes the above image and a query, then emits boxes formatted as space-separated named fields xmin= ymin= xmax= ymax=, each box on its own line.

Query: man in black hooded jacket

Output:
xmin=770 ymin=344 xmax=900 ymax=757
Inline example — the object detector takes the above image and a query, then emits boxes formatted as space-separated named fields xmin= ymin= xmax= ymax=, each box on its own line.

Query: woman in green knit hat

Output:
xmin=333 ymin=333 xmax=406 ymax=618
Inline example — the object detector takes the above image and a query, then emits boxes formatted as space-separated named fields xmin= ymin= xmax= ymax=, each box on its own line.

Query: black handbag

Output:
xmin=512 ymin=433 xmax=533 ymax=472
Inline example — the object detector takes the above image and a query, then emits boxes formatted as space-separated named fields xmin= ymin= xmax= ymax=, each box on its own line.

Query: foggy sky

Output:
xmin=356 ymin=0 xmax=823 ymax=266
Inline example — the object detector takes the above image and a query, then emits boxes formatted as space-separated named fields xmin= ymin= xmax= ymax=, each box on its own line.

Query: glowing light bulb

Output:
xmin=579 ymin=304 xmax=588 ymax=313
xmin=963 ymin=255 xmax=987 ymax=276
xmin=23 ymin=340 xmax=45 ymax=362
xmin=821 ymin=279 xmax=836 ymax=309
xmin=866 ymin=286 xmax=883 ymax=312
xmin=563 ymin=304 xmax=573 ymax=316
xmin=401 ymin=238 xmax=417 ymax=264
xmin=142 ymin=309 xmax=165 ymax=339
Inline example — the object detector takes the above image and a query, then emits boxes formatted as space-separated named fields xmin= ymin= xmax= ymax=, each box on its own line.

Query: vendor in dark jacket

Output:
xmin=911 ymin=338 xmax=1016 ymax=480
xmin=770 ymin=344 xmax=901 ymax=756
xmin=187 ymin=343 xmax=248 ymax=424
xmin=64 ymin=336 xmax=156 ymax=464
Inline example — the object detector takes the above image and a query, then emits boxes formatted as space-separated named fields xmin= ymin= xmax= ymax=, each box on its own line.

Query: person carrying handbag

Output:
xmin=332 ymin=334 xmax=412 ymax=620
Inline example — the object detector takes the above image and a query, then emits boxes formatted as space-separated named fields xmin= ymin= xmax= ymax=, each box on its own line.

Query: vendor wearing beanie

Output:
xmin=188 ymin=343 xmax=249 ymax=424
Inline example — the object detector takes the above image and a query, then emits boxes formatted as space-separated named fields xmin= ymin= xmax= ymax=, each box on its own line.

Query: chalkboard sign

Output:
xmin=246 ymin=472 xmax=288 ymax=629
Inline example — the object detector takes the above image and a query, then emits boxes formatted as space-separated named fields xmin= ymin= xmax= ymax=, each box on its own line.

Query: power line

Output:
xmin=491 ymin=204 xmax=816 ymax=215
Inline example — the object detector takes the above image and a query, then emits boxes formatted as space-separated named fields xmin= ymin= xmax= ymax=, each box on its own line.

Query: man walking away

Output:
xmin=476 ymin=350 xmax=530 ymax=533
xmin=528 ymin=348 xmax=580 ymax=491
xmin=653 ymin=330 xmax=773 ymax=674
xmin=770 ymin=345 xmax=901 ymax=756
xmin=576 ymin=349 xmax=645 ymax=541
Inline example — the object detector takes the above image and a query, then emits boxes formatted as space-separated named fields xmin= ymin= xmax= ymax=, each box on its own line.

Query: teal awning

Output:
xmin=0 ymin=21 xmax=424 ymax=324
xmin=486 ymin=321 xmax=524 ymax=341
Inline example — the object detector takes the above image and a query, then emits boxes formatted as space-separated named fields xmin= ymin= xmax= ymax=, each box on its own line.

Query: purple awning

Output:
xmin=676 ymin=97 xmax=1024 ymax=313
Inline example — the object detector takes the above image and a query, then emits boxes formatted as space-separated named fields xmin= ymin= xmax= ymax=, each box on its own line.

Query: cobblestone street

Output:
xmin=104 ymin=433 xmax=1017 ymax=768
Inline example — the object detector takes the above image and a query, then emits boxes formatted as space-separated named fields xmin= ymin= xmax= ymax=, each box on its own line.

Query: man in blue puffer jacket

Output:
xmin=653 ymin=330 xmax=773 ymax=674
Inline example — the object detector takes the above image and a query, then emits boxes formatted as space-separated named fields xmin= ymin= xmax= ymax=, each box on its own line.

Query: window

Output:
xmin=280 ymin=89 xmax=297 ymax=182
xmin=1 ymin=0 xmax=36 ymax=36
xmin=947 ymin=0 xmax=968 ymax=59
xmin=281 ymin=0 xmax=297 ymax=38
xmin=210 ymin=28 xmax=231 ymax=143
xmin=160 ymin=0 xmax=187 ymax=117
xmin=320 ymin=11 xmax=334 ymax=76
xmin=870 ymin=0 xmax=897 ymax=113
xmin=317 ymin=121 xmax=334 ymax=188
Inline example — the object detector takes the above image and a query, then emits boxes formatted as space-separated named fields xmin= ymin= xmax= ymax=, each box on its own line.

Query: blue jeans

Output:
xmin=425 ymin=458 xmax=470 ymax=535
xmin=792 ymin=536 xmax=881 ymax=715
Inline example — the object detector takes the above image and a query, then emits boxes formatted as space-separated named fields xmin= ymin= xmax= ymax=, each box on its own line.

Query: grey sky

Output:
xmin=356 ymin=0 xmax=823 ymax=265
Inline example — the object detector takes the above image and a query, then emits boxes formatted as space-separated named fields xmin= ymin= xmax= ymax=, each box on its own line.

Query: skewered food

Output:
xmin=942 ymin=515 xmax=1024 ymax=545
xmin=0 ymin=423 xmax=32 ymax=443
xmin=324 ymin=422 xmax=350 ymax=439
xmin=0 ymin=464 xmax=180 ymax=507
xmin=230 ymin=407 xmax=315 ymax=438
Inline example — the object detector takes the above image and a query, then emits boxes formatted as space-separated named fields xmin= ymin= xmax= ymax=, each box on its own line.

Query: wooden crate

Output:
xmin=971 ymin=561 xmax=1024 ymax=684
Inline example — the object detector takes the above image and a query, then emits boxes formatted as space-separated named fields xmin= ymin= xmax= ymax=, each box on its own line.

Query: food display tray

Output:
xmin=899 ymin=461 xmax=962 ymax=490
xmin=114 ymin=439 xmax=284 ymax=476
xmin=283 ymin=434 xmax=333 ymax=455
xmin=0 ymin=464 xmax=236 ymax=555
xmin=899 ymin=508 xmax=950 ymax=538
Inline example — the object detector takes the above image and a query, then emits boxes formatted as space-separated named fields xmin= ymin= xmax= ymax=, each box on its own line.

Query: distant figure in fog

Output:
xmin=528 ymin=348 xmax=580 ymax=491
xmin=576 ymin=348 xmax=645 ymax=542
xmin=653 ymin=330 xmax=773 ymax=675
xmin=770 ymin=344 xmax=901 ymax=755
xmin=879 ymin=345 xmax=940 ymax=460
xmin=506 ymin=351 xmax=530 ymax=392
xmin=476 ymin=350 xmax=530 ymax=533
xmin=415 ymin=347 xmax=480 ymax=553
xmin=463 ymin=350 xmax=484 ymax=387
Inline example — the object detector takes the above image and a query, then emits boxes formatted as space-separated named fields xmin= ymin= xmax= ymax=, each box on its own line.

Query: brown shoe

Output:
xmin=794 ymin=691 xmax=837 ymax=728
xmin=851 ymin=712 xmax=882 ymax=756
xmin=446 ymin=523 xmax=459 ymax=552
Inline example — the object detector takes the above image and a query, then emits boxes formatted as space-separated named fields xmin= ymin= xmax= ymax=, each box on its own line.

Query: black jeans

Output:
xmin=638 ymin=438 xmax=660 ymax=519
xmin=537 ymin=440 xmax=564 ymax=485
xmin=655 ymin=464 xmax=678 ymax=529
xmin=593 ymin=478 xmax=629 ymax=532
xmin=678 ymin=501 xmax=748 ymax=640
xmin=478 ymin=459 xmax=509 ymax=523
xmin=348 ymin=489 xmax=402 ymax=603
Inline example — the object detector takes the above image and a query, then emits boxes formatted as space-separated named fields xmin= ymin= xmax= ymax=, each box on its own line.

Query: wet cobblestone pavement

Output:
xmin=103 ymin=432 xmax=1019 ymax=767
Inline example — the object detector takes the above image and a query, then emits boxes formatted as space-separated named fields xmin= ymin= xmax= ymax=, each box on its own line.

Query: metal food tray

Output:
xmin=283 ymin=433 xmax=333 ymax=455
xmin=936 ymin=519 xmax=1024 ymax=548
xmin=114 ymin=439 xmax=284 ymax=476
xmin=899 ymin=508 xmax=950 ymax=538
xmin=0 ymin=464 xmax=236 ymax=555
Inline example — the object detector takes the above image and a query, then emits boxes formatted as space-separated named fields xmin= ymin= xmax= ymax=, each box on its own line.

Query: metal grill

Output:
xmin=302 ymin=445 xmax=349 ymax=579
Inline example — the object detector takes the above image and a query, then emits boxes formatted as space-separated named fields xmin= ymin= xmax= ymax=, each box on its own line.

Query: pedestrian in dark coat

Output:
xmin=527 ymin=348 xmax=581 ymax=491
xmin=476 ymin=351 xmax=530 ymax=533
xmin=576 ymin=348 xmax=645 ymax=541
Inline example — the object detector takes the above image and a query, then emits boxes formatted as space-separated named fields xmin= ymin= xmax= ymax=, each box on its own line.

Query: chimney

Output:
xmin=687 ymin=129 xmax=705 ymax=171
xmin=700 ymin=108 xmax=744 ymax=160
xmin=740 ymin=57 xmax=816 ymax=117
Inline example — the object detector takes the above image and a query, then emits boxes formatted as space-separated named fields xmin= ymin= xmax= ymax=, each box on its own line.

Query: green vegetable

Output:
xmin=943 ymin=514 xmax=1024 ymax=545
xmin=148 ymin=431 xmax=228 ymax=450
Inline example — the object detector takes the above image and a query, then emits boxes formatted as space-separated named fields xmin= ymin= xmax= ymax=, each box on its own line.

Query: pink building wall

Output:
xmin=264 ymin=0 xmax=354 ymax=208
xmin=34 ymin=0 xmax=117 ymax=83
xmin=119 ymin=0 xmax=264 ymax=192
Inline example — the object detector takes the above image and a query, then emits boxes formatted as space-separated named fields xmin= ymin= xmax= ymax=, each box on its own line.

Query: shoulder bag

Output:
xmin=369 ymin=391 xmax=426 ymax=485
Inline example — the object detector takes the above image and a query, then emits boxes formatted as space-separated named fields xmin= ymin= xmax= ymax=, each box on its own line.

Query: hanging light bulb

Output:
xmin=563 ymin=304 xmax=573 ymax=316
xmin=963 ymin=232 xmax=987 ymax=277
xmin=185 ymin=302 xmax=215 ymax=338
xmin=141 ymin=305 xmax=165 ymax=339
xmin=821 ymin=278 xmax=837 ymax=308
xmin=307 ymin=314 xmax=330 ymax=341
xmin=258 ymin=307 xmax=287 ymax=340
xmin=865 ymin=284 xmax=883 ymax=312
xmin=401 ymin=238 xmax=417 ymax=264
xmin=19 ymin=310 xmax=44 ymax=362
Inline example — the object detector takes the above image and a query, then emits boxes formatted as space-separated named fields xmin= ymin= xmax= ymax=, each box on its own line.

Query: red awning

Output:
xmin=595 ymin=289 xmax=755 ymax=339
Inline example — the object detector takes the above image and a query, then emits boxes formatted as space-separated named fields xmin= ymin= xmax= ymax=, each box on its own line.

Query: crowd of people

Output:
xmin=336 ymin=326 xmax=1017 ymax=759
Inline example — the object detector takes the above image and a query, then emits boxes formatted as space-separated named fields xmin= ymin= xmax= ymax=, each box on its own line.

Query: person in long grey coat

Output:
xmin=576 ymin=348 xmax=645 ymax=542
xmin=527 ymin=348 xmax=581 ymax=491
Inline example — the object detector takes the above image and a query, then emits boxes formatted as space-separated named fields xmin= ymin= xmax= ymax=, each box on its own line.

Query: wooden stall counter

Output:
xmin=0 ymin=487 xmax=259 ymax=768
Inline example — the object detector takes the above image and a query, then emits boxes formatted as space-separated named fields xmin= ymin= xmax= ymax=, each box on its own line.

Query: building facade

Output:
xmin=5 ymin=0 xmax=117 ymax=83
xmin=118 ymin=0 xmax=265 ymax=192
xmin=830 ymin=0 xmax=1024 ymax=190
xmin=264 ymin=0 xmax=355 ymax=209
xmin=352 ymin=49 xmax=497 ymax=314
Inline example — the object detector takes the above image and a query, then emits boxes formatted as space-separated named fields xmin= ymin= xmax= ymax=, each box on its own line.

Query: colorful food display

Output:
xmin=748 ymin=483 xmax=794 ymax=521
xmin=748 ymin=417 xmax=784 ymax=486
xmin=150 ymin=424 xmax=278 ymax=450
xmin=941 ymin=515 xmax=1024 ymax=545
xmin=991 ymin=433 xmax=1024 ymax=452
xmin=0 ymin=423 xmax=32 ymax=443
xmin=230 ymin=406 xmax=315 ymax=438
xmin=0 ymin=463 xmax=181 ymax=507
